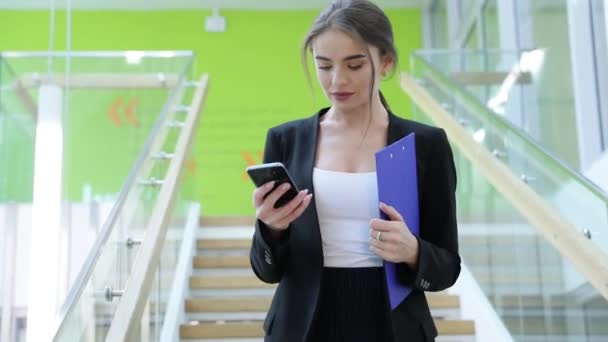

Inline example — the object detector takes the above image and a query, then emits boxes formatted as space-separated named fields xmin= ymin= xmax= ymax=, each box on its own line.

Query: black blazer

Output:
xmin=250 ymin=108 xmax=461 ymax=342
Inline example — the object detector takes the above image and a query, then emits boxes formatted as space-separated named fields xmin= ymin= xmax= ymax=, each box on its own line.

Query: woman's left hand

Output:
xmin=369 ymin=202 xmax=419 ymax=269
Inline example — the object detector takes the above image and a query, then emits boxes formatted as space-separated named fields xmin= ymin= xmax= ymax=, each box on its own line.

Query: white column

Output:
xmin=497 ymin=0 xmax=518 ymax=50
xmin=477 ymin=7 xmax=486 ymax=50
xmin=26 ymin=84 xmax=64 ymax=342
xmin=605 ymin=0 xmax=608 ymax=64
xmin=567 ymin=0 xmax=603 ymax=170
xmin=496 ymin=0 xmax=539 ymax=134
xmin=455 ymin=0 xmax=487 ymax=48
xmin=447 ymin=0 xmax=462 ymax=49
xmin=497 ymin=0 xmax=535 ymax=50
xmin=422 ymin=2 xmax=434 ymax=49
xmin=516 ymin=1 xmax=540 ymax=139
xmin=599 ymin=0 xmax=608 ymax=151
xmin=1 ymin=205 xmax=17 ymax=342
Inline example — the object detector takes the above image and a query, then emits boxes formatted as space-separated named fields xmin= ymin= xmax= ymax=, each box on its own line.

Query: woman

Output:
xmin=249 ymin=1 xmax=460 ymax=341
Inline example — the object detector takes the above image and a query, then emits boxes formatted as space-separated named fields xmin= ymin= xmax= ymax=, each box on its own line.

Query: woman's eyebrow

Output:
xmin=314 ymin=54 xmax=367 ymax=62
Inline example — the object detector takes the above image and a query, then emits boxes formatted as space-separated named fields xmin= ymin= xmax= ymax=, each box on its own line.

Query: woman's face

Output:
xmin=312 ymin=29 xmax=391 ymax=112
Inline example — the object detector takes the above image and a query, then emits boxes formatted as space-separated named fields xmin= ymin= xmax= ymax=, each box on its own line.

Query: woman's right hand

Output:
xmin=253 ymin=181 xmax=313 ymax=231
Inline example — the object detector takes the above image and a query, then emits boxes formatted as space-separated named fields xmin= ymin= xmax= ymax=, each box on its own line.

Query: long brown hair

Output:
xmin=301 ymin=0 xmax=398 ymax=112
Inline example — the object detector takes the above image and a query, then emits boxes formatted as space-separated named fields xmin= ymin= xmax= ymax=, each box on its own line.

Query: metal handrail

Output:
xmin=0 ymin=59 xmax=38 ymax=117
xmin=0 ymin=51 xmax=194 ymax=58
xmin=50 ymin=54 xmax=194 ymax=339
xmin=105 ymin=73 xmax=208 ymax=341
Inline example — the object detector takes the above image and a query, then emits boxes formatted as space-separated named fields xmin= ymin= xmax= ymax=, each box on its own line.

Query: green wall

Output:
xmin=0 ymin=9 xmax=422 ymax=215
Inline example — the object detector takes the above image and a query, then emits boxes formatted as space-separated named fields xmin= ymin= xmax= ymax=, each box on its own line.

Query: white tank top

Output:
xmin=313 ymin=168 xmax=383 ymax=268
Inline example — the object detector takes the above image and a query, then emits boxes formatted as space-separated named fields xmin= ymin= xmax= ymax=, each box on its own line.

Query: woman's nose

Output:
xmin=332 ymin=68 xmax=349 ymax=86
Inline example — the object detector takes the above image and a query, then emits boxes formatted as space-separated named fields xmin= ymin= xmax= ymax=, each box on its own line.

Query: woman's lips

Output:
xmin=332 ymin=92 xmax=354 ymax=101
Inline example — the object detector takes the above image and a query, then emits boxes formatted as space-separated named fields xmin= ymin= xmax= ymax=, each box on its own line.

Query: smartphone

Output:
xmin=246 ymin=162 xmax=300 ymax=208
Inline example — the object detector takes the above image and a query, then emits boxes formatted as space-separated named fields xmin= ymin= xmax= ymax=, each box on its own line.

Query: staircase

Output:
xmin=179 ymin=220 xmax=476 ymax=341
xmin=460 ymin=232 xmax=608 ymax=341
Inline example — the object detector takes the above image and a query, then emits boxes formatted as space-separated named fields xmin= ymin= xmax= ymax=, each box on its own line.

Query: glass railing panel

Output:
xmin=0 ymin=53 xmax=193 ymax=207
xmin=52 ymin=128 xmax=171 ymax=339
xmin=52 ymin=211 xmax=122 ymax=341
xmin=410 ymin=101 xmax=608 ymax=341
xmin=39 ymin=51 xmax=195 ymax=341
xmin=410 ymin=52 xmax=608 ymax=257
xmin=0 ymin=58 xmax=35 ymax=203
xmin=117 ymin=71 xmax=200 ymax=341
xmin=145 ymin=147 xmax=197 ymax=342
xmin=414 ymin=49 xmax=580 ymax=169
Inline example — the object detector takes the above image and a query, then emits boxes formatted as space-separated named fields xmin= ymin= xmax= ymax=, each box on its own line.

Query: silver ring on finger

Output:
xmin=376 ymin=231 xmax=382 ymax=241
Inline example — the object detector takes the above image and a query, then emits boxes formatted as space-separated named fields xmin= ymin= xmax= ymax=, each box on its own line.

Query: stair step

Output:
xmin=190 ymin=288 xmax=278 ymax=298
xmin=428 ymin=293 xmax=460 ymax=309
xmin=194 ymin=256 xmax=250 ymax=268
xmin=198 ymin=239 xmax=251 ymax=250
xmin=186 ymin=298 xmax=271 ymax=313
xmin=181 ymin=321 xmax=262 ymax=339
xmin=185 ymin=294 xmax=459 ymax=313
xmin=190 ymin=276 xmax=276 ymax=289
xmin=188 ymin=276 xmax=459 ymax=310
xmin=180 ymin=319 xmax=475 ymax=339
xmin=435 ymin=319 xmax=476 ymax=335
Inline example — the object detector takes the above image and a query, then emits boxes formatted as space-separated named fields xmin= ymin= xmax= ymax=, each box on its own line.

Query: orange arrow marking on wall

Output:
xmin=125 ymin=97 xmax=141 ymax=127
xmin=242 ymin=150 xmax=263 ymax=181
xmin=108 ymin=96 xmax=140 ymax=128
xmin=242 ymin=151 xmax=258 ymax=166
xmin=108 ymin=97 xmax=124 ymax=127
xmin=185 ymin=158 xmax=196 ymax=176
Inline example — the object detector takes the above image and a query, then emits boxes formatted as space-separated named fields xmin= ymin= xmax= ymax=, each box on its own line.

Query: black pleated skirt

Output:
xmin=307 ymin=267 xmax=394 ymax=342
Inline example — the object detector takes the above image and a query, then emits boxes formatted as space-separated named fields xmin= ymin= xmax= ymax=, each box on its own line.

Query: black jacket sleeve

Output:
xmin=250 ymin=128 xmax=291 ymax=284
xmin=396 ymin=128 xmax=461 ymax=291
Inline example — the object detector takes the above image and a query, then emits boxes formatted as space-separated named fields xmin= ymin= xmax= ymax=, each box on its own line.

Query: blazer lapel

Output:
xmin=387 ymin=112 xmax=427 ymax=189
xmin=387 ymin=111 xmax=407 ymax=145
xmin=290 ymin=110 xmax=323 ymax=242
xmin=300 ymin=111 xmax=322 ymax=193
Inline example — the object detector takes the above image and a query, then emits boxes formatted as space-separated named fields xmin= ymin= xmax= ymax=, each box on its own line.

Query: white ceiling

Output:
xmin=0 ymin=0 xmax=426 ymax=10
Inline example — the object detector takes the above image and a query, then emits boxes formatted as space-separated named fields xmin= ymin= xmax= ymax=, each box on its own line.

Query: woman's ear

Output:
xmin=381 ymin=54 xmax=395 ymax=76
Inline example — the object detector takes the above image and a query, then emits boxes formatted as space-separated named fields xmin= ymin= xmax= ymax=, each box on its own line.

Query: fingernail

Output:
xmin=282 ymin=183 xmax=290 ymax=190
xmin=267 ymin=181 xmax=275 ymax=188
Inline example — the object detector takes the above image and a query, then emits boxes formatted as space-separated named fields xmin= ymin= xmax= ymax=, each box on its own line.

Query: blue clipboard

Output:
xmin=375 ymin=132 xmax=419 ymax=310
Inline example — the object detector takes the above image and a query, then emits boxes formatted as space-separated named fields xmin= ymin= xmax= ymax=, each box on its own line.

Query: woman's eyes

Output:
xmin=317 ymin=64 xmax=363 ymax=71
